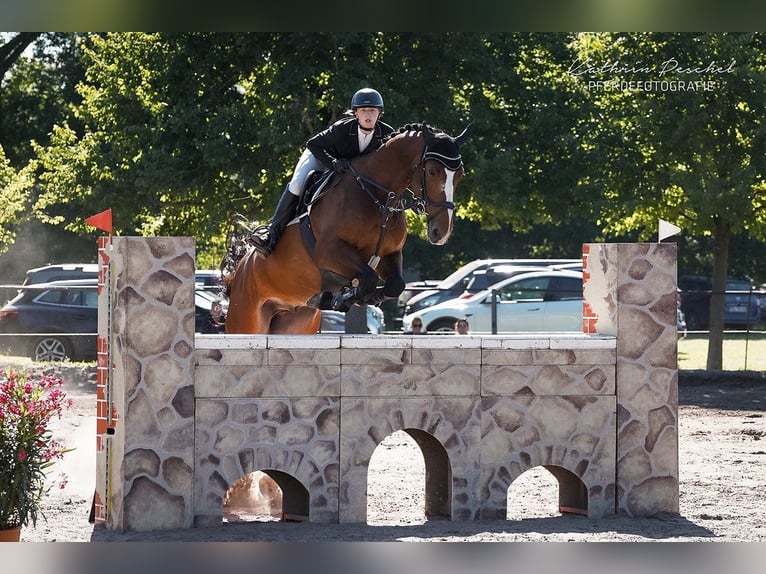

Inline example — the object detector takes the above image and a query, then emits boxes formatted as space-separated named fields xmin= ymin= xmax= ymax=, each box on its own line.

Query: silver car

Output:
xmin=403 ymin=270 xmax=583 ymax=334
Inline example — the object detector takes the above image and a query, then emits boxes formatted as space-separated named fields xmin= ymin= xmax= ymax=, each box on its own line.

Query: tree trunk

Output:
xmin=0 ymin=33 xmax=40 ymax=83
xmin=705 ymin=221 xmax=731 ymax=370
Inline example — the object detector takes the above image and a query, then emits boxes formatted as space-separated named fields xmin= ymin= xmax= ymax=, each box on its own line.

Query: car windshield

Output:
xmin=464 ymin=266 xmax=543 ymax=292
xmin=436 ymin=260 xmax=490 ymax=289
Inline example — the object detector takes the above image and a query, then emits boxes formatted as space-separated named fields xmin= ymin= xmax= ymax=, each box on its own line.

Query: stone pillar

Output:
xmin=98 ymin=237 xmax=197 ymax=531
xmin=583 ymin=243 xmax=679 ymax=516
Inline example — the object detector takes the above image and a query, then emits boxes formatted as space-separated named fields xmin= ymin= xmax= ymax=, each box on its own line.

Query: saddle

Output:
xmin=296 ymin=170 xmax=335 ymax=259
xmin=295 ymin=169 xmax=336 ymax=219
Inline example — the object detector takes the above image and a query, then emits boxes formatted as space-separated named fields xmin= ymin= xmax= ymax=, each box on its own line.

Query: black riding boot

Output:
xmin=249 ymin=187 xmax=300 ymax=257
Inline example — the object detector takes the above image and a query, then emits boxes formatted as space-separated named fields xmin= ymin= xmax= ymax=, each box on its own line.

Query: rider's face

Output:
xmin=355 ymin=107 xmax=381 ymax=131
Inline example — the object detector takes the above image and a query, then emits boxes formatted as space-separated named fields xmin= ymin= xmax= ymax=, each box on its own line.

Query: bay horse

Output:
xmin=224 ymin=122 xmax=469 ymax=334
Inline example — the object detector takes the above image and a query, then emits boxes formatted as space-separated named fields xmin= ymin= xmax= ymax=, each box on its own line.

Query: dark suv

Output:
xmin=0 ymin=279 xmax=99 ymax=361
xmin=22 ymin=263 xmax=99 ymax=285
xmin=679 ymin=275 xmax=761 ymax=330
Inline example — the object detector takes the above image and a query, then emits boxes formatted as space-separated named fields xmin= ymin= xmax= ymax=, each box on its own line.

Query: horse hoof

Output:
xmin=332 ymin=300 xmax=352 ymax=313
xmin=331 ymin=295 xmax=353 ymax=313
xmin=308 ymin=291 xmax=334 ymax=310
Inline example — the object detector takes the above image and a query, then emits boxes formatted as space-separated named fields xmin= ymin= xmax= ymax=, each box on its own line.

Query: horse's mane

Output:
xmin=384 ymin=122 xmax=465 ymax=171
xmin=384 ymin=122 xmax=446 ymax=142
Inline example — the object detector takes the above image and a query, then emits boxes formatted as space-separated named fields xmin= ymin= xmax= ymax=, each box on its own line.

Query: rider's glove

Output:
xmin=332 ymin=158 xmax=350 ymax=173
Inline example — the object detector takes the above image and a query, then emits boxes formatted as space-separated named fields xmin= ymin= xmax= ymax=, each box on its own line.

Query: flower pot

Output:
xmin=0 ymin=526 xmax=22 ymax=542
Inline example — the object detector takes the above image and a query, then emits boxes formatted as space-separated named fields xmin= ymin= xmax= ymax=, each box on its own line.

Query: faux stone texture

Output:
xmin=586 ymin=243 xmax=679 ymax=515
xmin=98 ymin=240 xmax=678 ymax=532
xmin=98 ymin=237 xmax=196 ymax=532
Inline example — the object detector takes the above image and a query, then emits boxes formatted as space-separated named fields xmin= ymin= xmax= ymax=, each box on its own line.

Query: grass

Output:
xmin=678 ymin=331 xmax=766 ymax=371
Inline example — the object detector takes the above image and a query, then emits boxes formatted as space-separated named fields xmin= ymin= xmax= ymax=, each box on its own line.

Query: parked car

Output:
xmin=195 ymin=269 xmax=223 ymax=293
xmin=0 ymin=276 xmax=229 ymax=360
xmin=21 ymin=263 xmax=219 ymax=291
xmin=457 ymin=265 xmax=560 ymax=298
xmin=402 ymin=258 xmax=581 ymax=318
xmin=382 ymin=278 xmax=442 ymax=331
xmin=399 ymin=259 xmax=520 ymax=320
xmin=679 ymin=275 xmax=761 ymax=330
xmin=320 ymin=305 xmax=386 ymax=334
xmin=403 ymin=270 xmax=584 ymax=334
xmin=22 ymin=263 xmax=99 ymax=285
xmin=0 ymin=279 xmax=99 ymax=361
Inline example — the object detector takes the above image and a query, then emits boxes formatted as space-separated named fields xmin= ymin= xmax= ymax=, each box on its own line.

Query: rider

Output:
xmin=249 ymin=87 xmax=395 ymax=257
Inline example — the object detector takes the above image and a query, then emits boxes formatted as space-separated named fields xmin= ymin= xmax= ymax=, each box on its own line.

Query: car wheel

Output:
xmin=428 ymin=319 xmax=458 ymax=333
xmin=31 ymin=336 xmax=72 ymax=362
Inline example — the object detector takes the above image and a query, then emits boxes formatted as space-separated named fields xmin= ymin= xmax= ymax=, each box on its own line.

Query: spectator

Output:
xmin=454 ymin=318 xmax=470 ymax=335
xmin=405 ymin=318 xmax=426 ymax=334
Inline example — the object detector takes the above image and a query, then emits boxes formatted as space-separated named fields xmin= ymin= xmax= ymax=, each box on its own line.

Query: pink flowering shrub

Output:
xmin=0 ymin=369 xmax=72 ymax=529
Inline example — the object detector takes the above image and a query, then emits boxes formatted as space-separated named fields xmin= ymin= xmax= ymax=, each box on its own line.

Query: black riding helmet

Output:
xmin=351 ymin=88 xmax=384 ymax=111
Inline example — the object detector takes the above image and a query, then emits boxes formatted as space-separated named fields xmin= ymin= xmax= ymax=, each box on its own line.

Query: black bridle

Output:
xmin=344 ymin=140 xmax=462 ymax=270
xmin=410 ymin=146 xmax=460 ymax=218
xmin=348 ymin=145 xmax=460 ymax=217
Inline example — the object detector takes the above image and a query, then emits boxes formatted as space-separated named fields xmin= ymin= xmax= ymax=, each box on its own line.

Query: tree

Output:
xmin=1 ymin=33 xmax=85 ymax=165
xmin=0 ymin=33 xmax=40 ymax=82
xmin=0 ymin=32 xmax=92 ymax=277
xmin=571 ymin=32 xmax=766 ymax=369
xmin=0 ymin=145 xmax=33 ymax=254
xmin=29 ymin=33 xmax=593 ymax=270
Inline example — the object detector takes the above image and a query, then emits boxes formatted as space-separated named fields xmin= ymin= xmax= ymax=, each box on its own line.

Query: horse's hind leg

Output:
xmin=270 ymin=307 xmax=322 ymax=334
xmin=225 ymin=249 xmax=267 ymax=333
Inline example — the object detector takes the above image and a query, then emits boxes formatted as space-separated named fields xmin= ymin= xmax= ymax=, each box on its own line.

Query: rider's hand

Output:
xmin=332 ymin=158 xmax=350 ymax=173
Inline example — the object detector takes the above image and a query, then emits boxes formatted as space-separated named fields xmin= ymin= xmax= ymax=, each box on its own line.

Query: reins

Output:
xmin=346 ymin=167 xmax=408 ymax=269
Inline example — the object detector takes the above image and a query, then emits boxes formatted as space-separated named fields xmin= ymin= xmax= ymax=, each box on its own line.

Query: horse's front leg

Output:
xmin=338 ymin=252 xmax=405 ymax=308
xmin=375 ymin=251 xmax=405 ymax=299
xmin=315 ymin=239 xmax=377 ymax=311
xmin=329 ymin=263 xmax=379 ymax=312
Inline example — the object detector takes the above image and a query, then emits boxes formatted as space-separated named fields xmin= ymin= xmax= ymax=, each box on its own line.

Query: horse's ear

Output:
xmin=421 ymin=122 xmax=437 ymax=144
xmin=455 ymin=124 xmax=471 ymax=146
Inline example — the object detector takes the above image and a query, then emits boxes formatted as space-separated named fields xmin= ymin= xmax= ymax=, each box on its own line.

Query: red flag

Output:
xmin=85 ymin=208 xmax=113 ymax=234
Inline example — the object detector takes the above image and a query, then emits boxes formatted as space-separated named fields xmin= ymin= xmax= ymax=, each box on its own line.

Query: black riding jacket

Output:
xmin=306 ymin=115 xmax=395 ymax=169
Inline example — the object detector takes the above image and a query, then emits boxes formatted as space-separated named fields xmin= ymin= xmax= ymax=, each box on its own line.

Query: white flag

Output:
xmin=658 ymin=219 xmax=681 ymax=242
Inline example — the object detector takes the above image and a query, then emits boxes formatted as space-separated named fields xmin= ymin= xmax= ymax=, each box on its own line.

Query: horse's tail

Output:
xmin=220 ymin=213 xmax=256 ymax=298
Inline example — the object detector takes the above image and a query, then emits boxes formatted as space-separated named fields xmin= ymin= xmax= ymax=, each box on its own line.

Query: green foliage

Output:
xmin=571 ymin=32 xmax=766 ymax=242
xmin=2 ymin=32 xmax=766 ymax=294
xmin=569 ymin=32 xmax=766 ymax=368
xmin=0 ymin=33 xmax=85 ymax=166
xmin=0 ymin=146 xmax=33 ymax=255
xmin=19 ymin=33 xmax=602 ymax=267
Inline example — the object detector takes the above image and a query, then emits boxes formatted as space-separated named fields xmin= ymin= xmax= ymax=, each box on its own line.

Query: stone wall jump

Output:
xmin=94 ymin=239 xmax=678 ymax=532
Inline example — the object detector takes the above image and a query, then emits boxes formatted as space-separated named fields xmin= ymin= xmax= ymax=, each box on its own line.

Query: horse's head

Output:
xmin=412 ymin=123 xmax=469 ymax=245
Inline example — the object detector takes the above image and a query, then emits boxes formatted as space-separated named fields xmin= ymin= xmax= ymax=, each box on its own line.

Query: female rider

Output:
xmin=249 ymin=87 xmax=395 ymax=257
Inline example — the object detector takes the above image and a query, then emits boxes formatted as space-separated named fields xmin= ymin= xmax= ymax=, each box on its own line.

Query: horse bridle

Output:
xmin=345 ymin=144 xmax=461 ymax=270
xmin=410 ymin=147 xmax=460 ymax=219
xmin=348 ymin=146 xmax=460 ymax=216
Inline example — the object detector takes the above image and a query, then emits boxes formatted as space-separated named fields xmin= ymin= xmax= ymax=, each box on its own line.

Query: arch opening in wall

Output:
xmin=367 ymin=428 xmax=452 ymax=524
xmin=223 ymin=469 xmax=309 ymax=523
xmin=506 ymin=465 xmax=588 ymax=520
